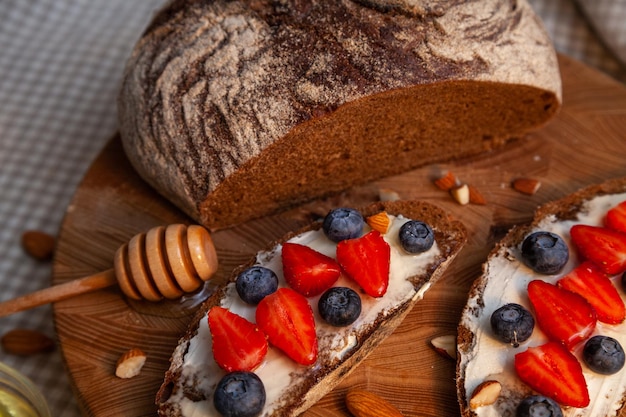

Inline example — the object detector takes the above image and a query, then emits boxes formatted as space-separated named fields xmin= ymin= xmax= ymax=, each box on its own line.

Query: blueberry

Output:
xmin=235 ymin=266 xmax=278 ymax=305
xmin=318 ymin=287 xmax=361 ymax=326
xmin=521 ymin=231 xmax=569 ymax=275
xmin=322 ymin=208 xmax=364 ymax=242
xmin=583 ymin=335 xmax=625 ymax=375
xmin=622 ymin=271 xmax=626 ymax=293
xmin=490 ymin=303 xmax=534 ymax=347
xmin=214 ymin=371 xmax=265 ymax=417
xmin=516 ymin=395 xmax=563 ymax=417
xmin=399 ymin=220 xmax=434 ymax=254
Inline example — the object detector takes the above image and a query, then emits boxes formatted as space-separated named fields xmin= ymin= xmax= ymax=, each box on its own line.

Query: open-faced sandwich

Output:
xmin=458 ymin=177 xmax=626 ymax=417
xmin=156 ymin=200 xmax=466 ymax=416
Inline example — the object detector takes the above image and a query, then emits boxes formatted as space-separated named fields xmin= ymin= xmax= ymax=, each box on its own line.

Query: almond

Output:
xmin=430 ymin=334 xmax=457 ymax=360
xmin=468 ymin=184 xmax=487 ymax=205
xmin=366 ymin=212 xmax=390 ymax=234
xmin=115 ymin=348 xmax=147 ymax=379
xmin=1 ymin=329 xmax=56 ymax=356
xmin=433 ymin=171 xmax=458 ymax=191
xmin=21 ymin=230 xmax=56 ymax=261
xmin=512 ymin=178 xmax=541 ymax=195
xmin=345 ymin=389 xmax=403 ymax=417
xmin=379 ymin=188 xmax=401 ymax=202
xmin=469 ymin=380 xmax=502 ymax=409
xmin=450 ymin=184 xmax=470 ymax=205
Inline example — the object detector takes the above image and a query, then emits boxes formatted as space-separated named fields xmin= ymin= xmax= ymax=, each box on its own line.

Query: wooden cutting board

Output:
xmin=52 ymin=55 xmax=626 ymax=417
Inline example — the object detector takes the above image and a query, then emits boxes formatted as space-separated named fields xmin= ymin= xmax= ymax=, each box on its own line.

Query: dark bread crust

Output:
xmin=118 ymin=0 xmax=561 ymax=230
xmin=156 ymin=200 xmax=466 ymax=416
xmin=457 ymin=177 xmax=626 ymax=417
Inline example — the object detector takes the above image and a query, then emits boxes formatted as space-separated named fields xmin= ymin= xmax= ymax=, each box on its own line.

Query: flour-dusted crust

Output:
xmin=118 ymin=0 xmax=561 ymax=230
xmin=457 ymin=177 xmax=626 ymax=417
xmin=156 ymin=200 xmax=466 ymax=416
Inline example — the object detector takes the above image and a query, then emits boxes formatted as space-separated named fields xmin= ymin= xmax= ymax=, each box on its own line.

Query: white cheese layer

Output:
xmin=170 ymin=214 xmax=441 ymax=417
xmin=461 ymin=193 xmax=626 ymax=417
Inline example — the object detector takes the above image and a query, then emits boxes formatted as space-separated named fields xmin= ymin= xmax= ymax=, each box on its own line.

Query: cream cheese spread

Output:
xmin=461 ymin=192 xmax=626 ymax=417
xmin=171 ymin=214 xmax=441 ymax=417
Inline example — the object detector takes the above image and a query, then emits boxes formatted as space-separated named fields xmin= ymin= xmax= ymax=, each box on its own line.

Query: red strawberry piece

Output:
xmin=570 ymin=224 xmax=626 ymax=275
xmin=256 ymin=287 xmax=318 ymax=365
xmin=606 ymin=200 xmax=626 ymax=234
xmin=515 ymin=341 xmax=590 ymax=408
xmin=208 ymin=306 xmax=268 ymax=372
xmin=281 ymin=242 xmax=341 ymax=297
xmin=336 ymin=230 xmax=390 ymax=298
xmin=558 ymin=261 xmax=626 ymax=324
xmin=527 ymin=279 xmax=596 ymax=349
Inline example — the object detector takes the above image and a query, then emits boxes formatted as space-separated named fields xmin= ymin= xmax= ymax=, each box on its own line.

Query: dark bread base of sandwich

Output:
xmin=156 ymin=200 xmax=467 ymax=416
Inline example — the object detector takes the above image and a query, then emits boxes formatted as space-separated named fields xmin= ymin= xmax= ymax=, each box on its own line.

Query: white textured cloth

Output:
xmin=529 ymin=0 xmax=626 ymax=81
xmin=577 ymin=0 xmax=626 ymax=67
xmin=0 ymin=1 xmax=624 ymax=416
xmin=0 ymin=1 xmax=168 ymax=414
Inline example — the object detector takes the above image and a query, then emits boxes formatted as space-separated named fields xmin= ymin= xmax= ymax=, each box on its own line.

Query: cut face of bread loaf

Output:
xmin=156 ymin=200 xmax=466 ymax=416
xmin=118 ymin=0 xmax=561 ymax=230
xmin=457 ymin=177 xmax=626 ymax=417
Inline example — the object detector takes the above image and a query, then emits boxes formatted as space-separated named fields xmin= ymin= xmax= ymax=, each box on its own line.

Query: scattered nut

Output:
xmin=430 ymin=335 xmax=457 ymax=360
xmin=345 ymin=389 xmax=403 ymax=417
xmin=469 ymin=380 xmax=502 ymax=409
xmin=468 ymin=185 xmax=487 ymax=205
xmin=450 ymin=184 xmax=470 ymax=205
xmin=433 ymin=171 xmax=458 ymax=191
xmin=366 ymin=212 xmax=390 ymax=234
xmin=21 ymin=230 xmax=56 ymax=261
xmin=115 ymin=348 xmax=147 ymax=379
xmin=1 ymin=329 xmax=56 ymax=356
xmin=379 ymin=188 xmax=401 ymax=202
xmin=512 ymin=178 xmax=541 ymax=195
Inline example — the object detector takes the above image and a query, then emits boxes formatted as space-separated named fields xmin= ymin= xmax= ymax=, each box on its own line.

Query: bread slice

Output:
xmin=117 ymin=0 xmax=561 ymax=230
xmin=457 ymin=177 xmax=626 ymax=417
xmin=156 ymin=200 xmax=466 ymax=416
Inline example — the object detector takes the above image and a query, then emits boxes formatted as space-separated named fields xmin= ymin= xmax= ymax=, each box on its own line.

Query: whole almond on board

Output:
xmin=512 ymin=178 xmax=541 ymax=195
xmin=469 ymin=380 xmax=502 ymax=409
xmin=468 ymin=184 xmax=487 ymax=205
xmin=1 ymin=329 xmax=56 ymax=356
xmin=21 ymin=230 xmax=56 ymax=261
xmin=115 ymin=348 xmax=147 ymax=379
xmin=433 ymin=171 xmax=458 ymax=191
xmin=345 ymin=389 xmax=403 ymax=417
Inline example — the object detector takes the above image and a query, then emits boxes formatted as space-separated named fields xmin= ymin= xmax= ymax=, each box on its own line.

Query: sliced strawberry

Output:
xmin=605 ymin=200 xmax=626 ymax=234
xmin=256 ymin=287 xmax=318 ymax=365
xmin=515 ymin=341 xmax=590 ymax=408
xmin=281 ymin=242 xmax=341 ymax=297
xmin=527 ymin=280 xmax=596 ymax=349
xmin=208 ymin=306 xmax=268 ymax=372
xmin=570 ymin=224 xmax=626 ymax=275
xmin=336 ymin=230 xmax=390 ymax=298
xmin=558 ymin=260 xmax=626 ymax=324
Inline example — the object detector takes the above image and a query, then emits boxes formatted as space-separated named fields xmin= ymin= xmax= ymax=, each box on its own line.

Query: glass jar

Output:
xmin=0 ymin=362 xmax=50 ymax=417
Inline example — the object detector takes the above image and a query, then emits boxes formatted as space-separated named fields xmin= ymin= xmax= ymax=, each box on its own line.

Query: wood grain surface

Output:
xmin=52 ymin=55 xmax=626 ymax=417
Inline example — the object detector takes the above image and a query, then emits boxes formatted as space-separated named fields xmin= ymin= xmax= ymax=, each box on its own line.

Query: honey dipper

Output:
xmin=0 ymin=224 xmax=218 ymax=317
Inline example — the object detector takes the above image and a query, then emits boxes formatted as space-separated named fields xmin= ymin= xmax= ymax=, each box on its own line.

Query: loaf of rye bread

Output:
xmin=117 ymin=0 xmax=562 ymax=230
xmin=457 ymin=177 xmax=626 ymax=417
xmin=156 ymin=200 xmax=466 ymax=416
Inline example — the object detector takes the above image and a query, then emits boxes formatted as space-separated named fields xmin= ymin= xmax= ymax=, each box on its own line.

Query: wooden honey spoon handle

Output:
xmin=0 ymin=224 xmax=218 ymax=318
xmin=0 ymin=270 xmax=118 ymax=317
